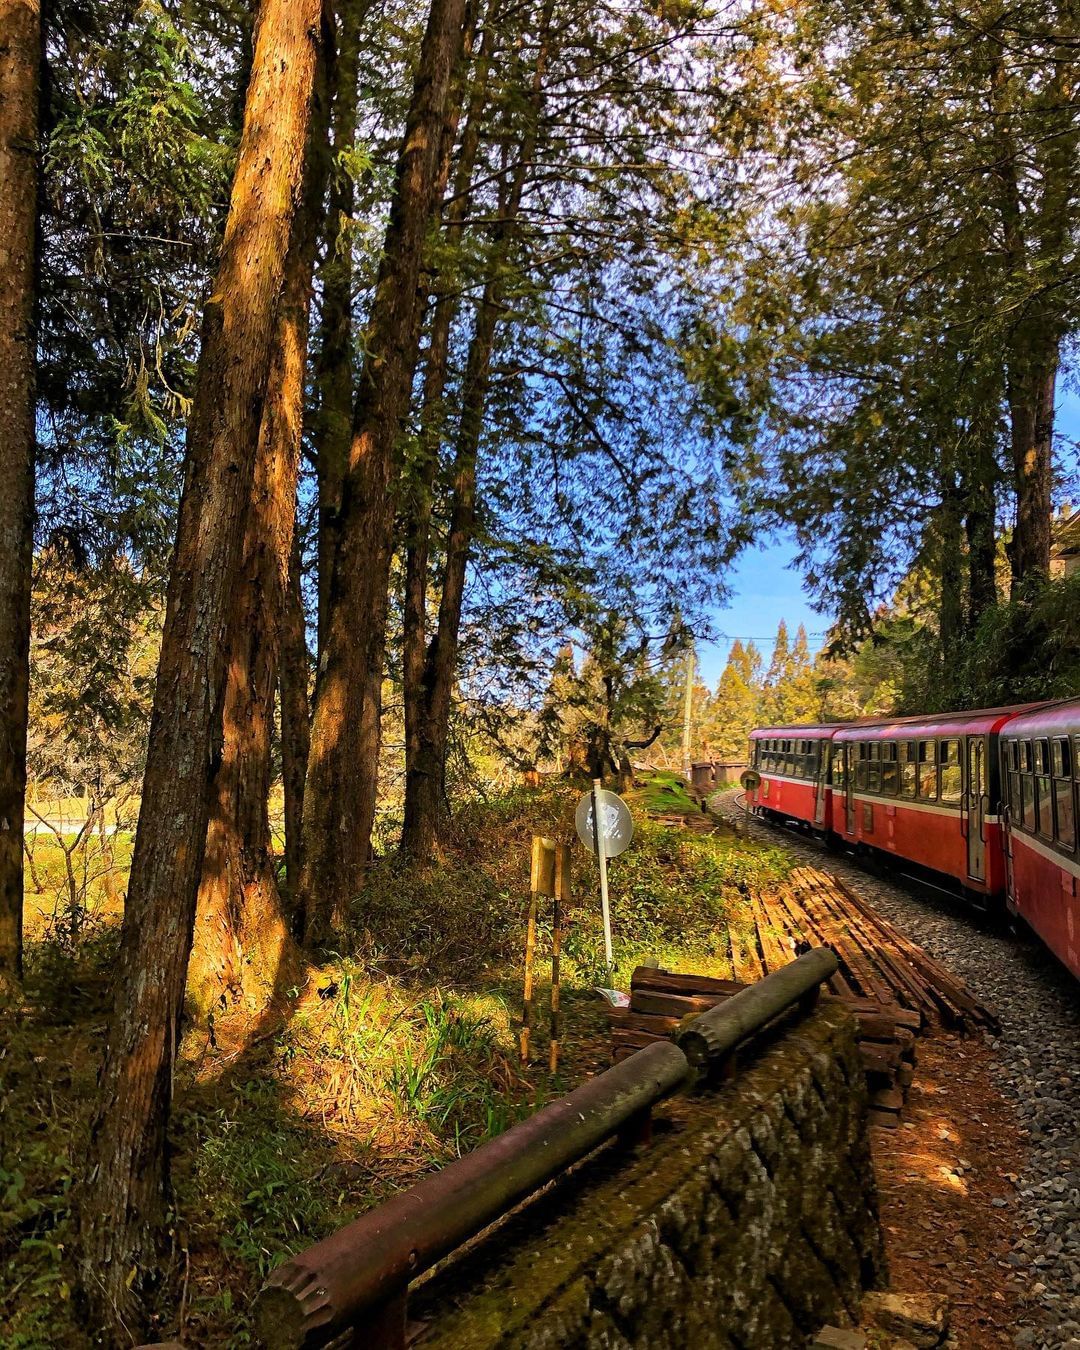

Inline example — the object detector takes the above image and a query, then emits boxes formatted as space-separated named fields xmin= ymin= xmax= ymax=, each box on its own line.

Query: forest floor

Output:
xmin=1 ymin=774 xmax=794 ymax=1348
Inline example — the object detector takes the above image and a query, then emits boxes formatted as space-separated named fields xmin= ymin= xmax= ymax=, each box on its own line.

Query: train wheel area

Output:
xmin=713 ymin=789 xmax=1080 ymax=1350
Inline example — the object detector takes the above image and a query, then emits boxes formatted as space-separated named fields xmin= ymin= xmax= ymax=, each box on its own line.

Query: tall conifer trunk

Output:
xmin=301 ymin=0 xmax=471 ymax=944
xmin=314 ymin=0 xmax=365 ymax=657
xmin=0 ymin=0 xmax=41 ymax=992
xmin=188 ymin=52 xmax=330 ymax=1032
xmin=402 ymin=3 xmax=551 ymax=860
xmin=402 ymin=10 xmax=495 ymax=860
xmin=280 ymin=533 xmax=311 ymax=909
xmin=77 ymin=0 xmax=321 ymax=1334
xmin=1007 ymin=344 xmax=1056 ymax=583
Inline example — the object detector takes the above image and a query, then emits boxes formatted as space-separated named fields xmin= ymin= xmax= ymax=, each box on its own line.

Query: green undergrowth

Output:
xmin=1 ymin=775 xmax=791 ymax=1347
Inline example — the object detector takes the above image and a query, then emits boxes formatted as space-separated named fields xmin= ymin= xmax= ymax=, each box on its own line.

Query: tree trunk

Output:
xmin=937 ymin=473 xmax=964 ymax=667
xmin=402 ymin=8 xmax=494 ymax=861
xmin=188 ymin=55 xmax=329 ymax=1034
xmin=314 ymin=0 xmax=365 ymax=658
xmin=963 ymin=417 xmax=998 ymax=629
xmin=402 ymin=3 xmax=551 ymax=861
xmin=76 ymin=0 xmax=322 ymax=1336
xmin=0 ymin=0 xmax=41 ymax=993
xmin=301 ymin=0 xmax=471 ymax=945
xmin=280 ymin=533 xmax=310 ymax=913
xmin=1007 ymin=343 xmax=1057 ymax=584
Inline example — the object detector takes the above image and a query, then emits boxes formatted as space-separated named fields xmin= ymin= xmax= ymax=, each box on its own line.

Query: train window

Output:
xmin=832 ymin=746 xmax=845 ymax=786
xmin=1053 ymin=740 xmax=1076 ymax=850
xmin=1035 ymin=738 xmax=1050 ymax=776
xmin=867 ymin=742 xmax=881 ymax=793
xmin=1035 ymin=740 xmax=1053 ymax=839
xmin=940 ymin=739 xmax=962 ymax=805
xmin=1020 ymin=739 xmax=1033 ymax=773
xmin=899 ymin=741 xmax=917 ymax=798
xmin=855 ymin=744 xmax=868 ymax=791
xmin=881 ymin=741 xmax=899 ymax=795
xmin=808 ymin=742 xmax=820 ymax=779
xmin=1021 ymin=769 xmax=1036 ymax=833
xmin=917 ymin=741 xmax=938 ymax=800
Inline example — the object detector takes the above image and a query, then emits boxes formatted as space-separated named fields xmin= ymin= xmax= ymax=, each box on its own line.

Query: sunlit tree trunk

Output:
xmin=76 ymin=0 xmax=322 ymax=1335
xmin=188 ymin=56 xmax=329 ymax=1032
xmin=0 ymin=0 xmax=41 ymax=993
xmin=301 ymin=0 xmax=472 ymax=944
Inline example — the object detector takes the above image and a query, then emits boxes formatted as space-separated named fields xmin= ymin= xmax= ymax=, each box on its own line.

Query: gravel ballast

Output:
xmin=713 ymin=792 xmax=1080 ymax=1350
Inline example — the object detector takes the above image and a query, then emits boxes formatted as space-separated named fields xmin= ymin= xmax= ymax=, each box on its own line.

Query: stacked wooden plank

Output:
xmin=608 ymin=864 xmax=998 ymax=1128
xmin=610 ymin=968 xmax=920 ymax=1129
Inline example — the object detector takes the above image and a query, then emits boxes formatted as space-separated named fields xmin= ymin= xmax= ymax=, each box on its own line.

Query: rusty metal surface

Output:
xmin=676 ymin=946 xmax=839 ymax=1070
xmin=255 ymin=1039 xmax=690 ymax=1348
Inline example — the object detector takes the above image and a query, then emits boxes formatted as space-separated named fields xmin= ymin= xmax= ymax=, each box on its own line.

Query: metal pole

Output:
xmin=681 ymin=644 xmax=694 ymax=781
xmin=591 ymin=777 xmax=613 ymax=971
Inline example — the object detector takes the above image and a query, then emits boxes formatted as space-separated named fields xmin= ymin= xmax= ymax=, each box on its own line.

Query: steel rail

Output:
xmin=254 ymin=948 xmax=838 ymax=1349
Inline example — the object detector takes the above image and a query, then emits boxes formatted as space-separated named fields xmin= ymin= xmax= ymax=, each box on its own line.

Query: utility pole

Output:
xmin=682 ymin=642 xmax=694 ymax=781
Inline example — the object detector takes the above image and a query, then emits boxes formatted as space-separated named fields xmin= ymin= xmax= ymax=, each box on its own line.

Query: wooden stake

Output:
xmin=520 ymin=836 xmax=551 ymax=1066
xmin=550 ymin=843 xmax=570 ymax=1074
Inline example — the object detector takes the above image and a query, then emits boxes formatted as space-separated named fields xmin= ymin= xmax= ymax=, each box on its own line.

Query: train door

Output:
xmin=844 ymin=744 xmax=856 ymax=834
xmin=964 ymin=735 xmax=986 ymax=882
xmin=814 ymin=741 xmax=827 ymax=826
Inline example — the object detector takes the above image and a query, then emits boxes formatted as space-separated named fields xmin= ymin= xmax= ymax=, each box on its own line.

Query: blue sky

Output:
xmin=696 ymin=389 xmax=1080 ymax=688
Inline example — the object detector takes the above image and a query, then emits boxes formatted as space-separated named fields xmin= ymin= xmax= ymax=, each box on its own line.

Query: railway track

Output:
xmin=713 ymin=788 xmax=1080 ymax=1350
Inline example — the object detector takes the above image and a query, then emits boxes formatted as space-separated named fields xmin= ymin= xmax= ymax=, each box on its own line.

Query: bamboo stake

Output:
xmin=550 ymin=843 xmax=570 ymax=1074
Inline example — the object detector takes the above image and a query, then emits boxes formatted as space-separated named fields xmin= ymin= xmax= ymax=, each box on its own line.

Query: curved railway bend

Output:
xmin=714 ymin=790 xmax=1080 ymax=1350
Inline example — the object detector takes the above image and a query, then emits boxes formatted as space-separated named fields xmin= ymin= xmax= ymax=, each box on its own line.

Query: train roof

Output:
xmin=996 ymin=698 xmax=1080 ymax=736
xmin=831 ymin=702 xmax=1053 ymax=741
xmin=750 ymin=724 xmax=846 ymax=739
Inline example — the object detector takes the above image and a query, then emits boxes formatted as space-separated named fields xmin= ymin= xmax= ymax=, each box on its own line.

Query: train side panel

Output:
xmin=1007 ymin=834 xmax=1080 ymax=980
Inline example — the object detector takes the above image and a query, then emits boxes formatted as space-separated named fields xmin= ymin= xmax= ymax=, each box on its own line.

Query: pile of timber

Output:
xmin=609 ymin=864 xmax=998 ymax=1128
xmin=610 ymin=968 xmax=919 ymax=1129
xmin=783 ymin=867 xmax=999 ymax=1034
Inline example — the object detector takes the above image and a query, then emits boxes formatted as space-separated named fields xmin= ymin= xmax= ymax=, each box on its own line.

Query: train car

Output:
xmin=749 ymin=725 xmax=839 ymax=832
xmin=830 ymin=708 xmax=1025 ymax=902
xmin=999 ymin=701 xmax=1080 ymax=980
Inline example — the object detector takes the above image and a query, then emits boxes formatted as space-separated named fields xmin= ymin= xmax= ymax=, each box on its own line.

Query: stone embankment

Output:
xmin=416 ymin=1003 xmax=884 ymax=1349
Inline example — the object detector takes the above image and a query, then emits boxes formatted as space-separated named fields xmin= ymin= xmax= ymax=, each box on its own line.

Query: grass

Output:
xmin=0 ymin=774 xmax=791 ymax=1347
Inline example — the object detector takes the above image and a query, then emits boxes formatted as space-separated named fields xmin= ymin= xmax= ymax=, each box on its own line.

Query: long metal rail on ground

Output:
xmin=252 ymin=948 xmax=838 ymax=1350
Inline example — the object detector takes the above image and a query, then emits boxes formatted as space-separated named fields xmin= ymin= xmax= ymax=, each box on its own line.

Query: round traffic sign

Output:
xmin=740 ymin=769 xmax=761 ymax=792
xmin=575 ymin=789 xmax=634 ymax=858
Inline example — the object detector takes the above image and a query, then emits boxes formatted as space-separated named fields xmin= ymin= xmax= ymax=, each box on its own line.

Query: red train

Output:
xmin=749 ymin=702 xmax=1080 ymax=981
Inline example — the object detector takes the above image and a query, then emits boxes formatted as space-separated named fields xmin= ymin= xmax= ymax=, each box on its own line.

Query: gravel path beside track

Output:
xmin=713 ymin=791 xmax=1080 ymax=1350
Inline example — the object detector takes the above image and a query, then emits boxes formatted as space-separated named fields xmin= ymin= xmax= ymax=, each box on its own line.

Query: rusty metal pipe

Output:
xmin=254 ymin=1039 xmax=690 ymax=1349
xmin=676 ymin=946 xmax=838 ymax=1071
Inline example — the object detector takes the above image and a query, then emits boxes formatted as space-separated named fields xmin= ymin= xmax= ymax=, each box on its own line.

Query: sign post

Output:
xmin=591 ymin=780 xmax=613 ymax=970
xmin=575 ymin=783 xmax=634 ymax=976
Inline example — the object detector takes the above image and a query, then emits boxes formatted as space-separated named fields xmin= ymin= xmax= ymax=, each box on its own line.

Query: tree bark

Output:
xmin=188 ymin=51 xmax=330 ymax=1034
xmin=301 ymin=0 xmax=471 ymax=945
xmin=0 ymin=0 xmax=41 ymax=993
xmin=280 ymin=533 xmax=311 ymax=913
xmin=313 ymin=0 xmax=364 ymax=657
xmin=963 ymin=412 xmax=998 ymax=628
xmin=402 ymin=3 xmax=551 ymax=861
xmin=402 ymin=7 xmax=495 ymax=860
xmin=76 ymin=0 xmax=322 ymax=1335
xmin=1007 ymin=343 xmax=1057 ymax=583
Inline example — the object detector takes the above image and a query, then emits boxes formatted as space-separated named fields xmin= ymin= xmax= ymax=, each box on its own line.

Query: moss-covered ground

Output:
xmin=0 ymin=776 xmax=790 ymax=1347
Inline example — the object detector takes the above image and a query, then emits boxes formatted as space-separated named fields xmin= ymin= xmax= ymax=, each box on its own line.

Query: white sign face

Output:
xmin=575 ymin=789 xmax=634 ymax=858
